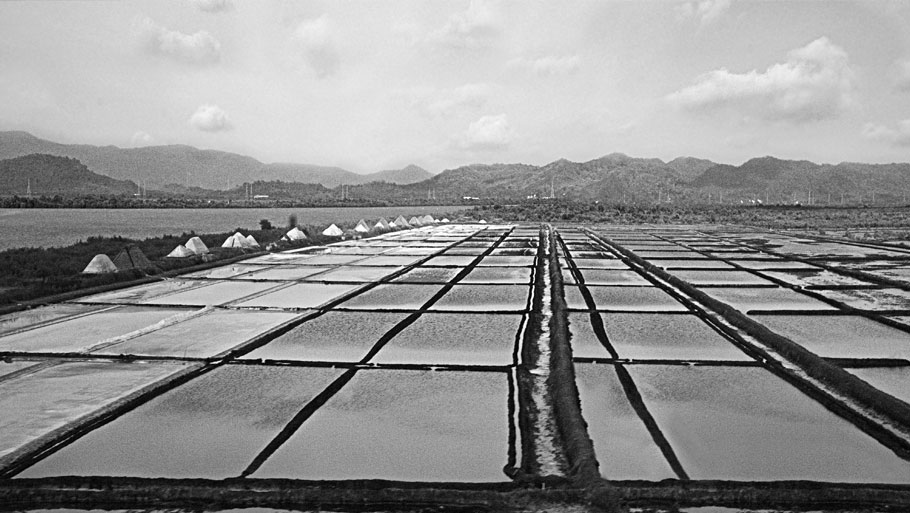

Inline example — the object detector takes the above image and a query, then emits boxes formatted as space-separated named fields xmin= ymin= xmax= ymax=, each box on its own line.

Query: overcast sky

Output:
xmin=2 ymin=0 xmax=910 ymax=173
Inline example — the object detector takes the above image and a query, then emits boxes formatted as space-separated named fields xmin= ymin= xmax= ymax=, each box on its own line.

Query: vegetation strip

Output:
xmin=557 ymin=232 xmax=690 ymax=481
xmin=544 ymin=226 xmax=603 ymax=486
xmin=590 ymin=230 xmax=910 ymax=460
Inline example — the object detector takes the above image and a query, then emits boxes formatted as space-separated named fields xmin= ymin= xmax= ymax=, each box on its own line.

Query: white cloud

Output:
xmin=130 ymin=131 xmax=155 ymax=147
xmin=410 ymin=83 xmax=492 ymax=117
xmin=508 ymin=55 xmax=580 ymax=76
xmin=667 ymin=37 xmax=855 ymax=123
xmin=676 ymin=0 xmax=732 ymax=27
xmin=862 ymin=120 xmax=910 ymax=147
xmin=427 ymin=0 xmax=499 ymax=50
xmin=459 ymin=114 xmax=513 ymax=150
xmin=291 ymin=15 xmax=339 ymax=78
xmin=189 ymin=104 xmax=232 ymax=132
xmin=894 ymin=60 xmax=910 ymax=92
xmin=135 ymin=17 xmax=221 ymax=65
xmin=190 ymin=0 xmax=233 ymax=13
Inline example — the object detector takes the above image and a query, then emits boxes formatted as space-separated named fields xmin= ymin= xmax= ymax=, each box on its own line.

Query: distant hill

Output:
xmin=365 ymin=165 xmax=434 ymax=184
xmin=0 ymin=154 xmax=138 ymax=196
xmin=0 ymin=132 xmax=436 ymax=190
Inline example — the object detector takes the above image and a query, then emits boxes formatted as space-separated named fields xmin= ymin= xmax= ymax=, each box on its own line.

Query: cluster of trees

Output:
xmin=461 ymin=202 xmax=910 ymax=230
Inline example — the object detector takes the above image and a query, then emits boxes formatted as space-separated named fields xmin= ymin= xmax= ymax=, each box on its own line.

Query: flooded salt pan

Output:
xmin=251 ymin=369 xmax=511 ymax=482
xmin=244 ymin=311 xmax=408 ymax=362
xmin=372 ymin=313 xmax=522 ymax=366
xmin=0 ymin=361 xmax=190 ymax=459
xmin=627 ymin=365 xmax=910 ymax=482
xmin=705 ymin=287 xmax=837 ymax=312
xmin=96 ymin=310 xmax=300 ymax=358
xmin=19 ymin=365 xmax=343 ymax=479
xmin=0 ymin=304 xmax=109 ymax=337
xmin=144 ymin=281 xmax=281 ymax=307
xmin=233 ymin=283 xmax=361 ymax=309
xmin=564 ymin=286 xmax=688 ymax=312
xmin=574 ymin=363 xmax=676 ymax=480
xmin=751 ymin=314 xmax=910 ymax=359
xmin=430 ymin=285 xmax=530 ymax=311
xmin=0 ymin=306 xmax=191 ymax=353
xmin=338 ymin=284 xmax=443 ymax=310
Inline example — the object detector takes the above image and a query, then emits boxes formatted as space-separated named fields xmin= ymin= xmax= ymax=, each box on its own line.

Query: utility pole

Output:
xmin=26 ymin=178 xmax=31 ymax=199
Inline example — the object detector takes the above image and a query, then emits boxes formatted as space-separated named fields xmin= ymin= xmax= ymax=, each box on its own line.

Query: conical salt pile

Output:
xmin=185 ymin=236 xmax=209 ymax=254
xmin=354 ymin=219 xmax=370 ymax=233
xmin=374 ymin=218 xmax=390 ymax=230
xmin=222 ymin=234 xmax=242 ymax=248
xmin=422 ymin=215 xmax=435 ymax=224
xmin=441 ymin=218 xmax=450 ymax=223
xmin=82 ymin=254 xmax=118 ymax=274
xmin=286 ymin=227 xmax=307 ymax=240
xmin=322 ymin=224 xmax=344 ymax=237
xmin=394 ymin=215 xmax=409 ymax=227
xmin=408 ymin=216 xmax=422 ymax=226
xmin=166 ymin=244 xmax=193 ymax=258
xmin=245 ymin=234 xmax=260 ymax=247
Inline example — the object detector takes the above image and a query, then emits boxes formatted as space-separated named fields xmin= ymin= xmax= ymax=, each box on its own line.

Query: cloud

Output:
xmin=427 ymin=0 xmax=499 ymax=50
xmin=508 ymin=55 xmax=580 ymax=76
xmin=291 ymin=15 xmax=340 ymax=78
xmin=862 ymin=120 xmax=910 ymax=147
xmin=676 ymin=0 xmax=732 ymax=27
xmin=666 ymin=37 xmax=855 ymax=123
xmin=130 ymin=131 xmax=155 ymax=147
xmin=409 ymin=83 xmax=492 ymax=117
xmin=458 ymin=114 xmax=513 ymax=150
xmin=189 ymin=0 xmax=233 ymax=13
xmin=135 ymin=17 xmax=221 ymax=65
xmin=189 ymin=104 xmax=232 ymax=132
xmin=895 ymin=60 xmax=910 ymax=92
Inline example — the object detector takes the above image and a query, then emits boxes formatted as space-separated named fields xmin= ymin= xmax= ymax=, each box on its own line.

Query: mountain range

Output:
xmin=2 ymin=131 xmax=910 ymax=204
xmin=0 ymin=131 xmax=433 ymax=190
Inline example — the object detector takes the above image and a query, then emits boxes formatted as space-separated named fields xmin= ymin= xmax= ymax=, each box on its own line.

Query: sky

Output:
xmin=2 ymin=0 xmax=910 ymax=174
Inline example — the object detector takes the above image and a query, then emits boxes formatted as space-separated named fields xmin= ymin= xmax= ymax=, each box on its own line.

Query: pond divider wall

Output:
xmin=544 ymin=226 xmax=602 ymax=486
xmin=514 ymin=225 xmax=550 ymax=480
xmin=586 ymin=229 xmax=910 ymax=460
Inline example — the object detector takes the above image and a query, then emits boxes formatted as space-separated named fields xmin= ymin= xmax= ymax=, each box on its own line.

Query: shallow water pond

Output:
xmin=565 ymin=286 xmax=687 ymax=312
xmin=431 ymin=285 xmax=530 ymax=312
xmin=144 ymin=281 xmax=281 ymax=307
xmin=338 ymin=284 xmax=443 ymax=310
xmin=181 ymin=264 xmax=269 ymax=279
xmin=420 ymin=255 xmax=477 ymax=267
xmin=571 ymin=259 xmax=629 ymax=270
xmin=816 ymin=288 xmax=910 ymax=311
xmin=705 ymin=287 xmax=837 ymax=312
xmin=0 ymin=306 xmax=191 ymax=353
xmin=475 ymin=255 xmax=535 ymax=267
xmin=460 ymin=266 xmax=532 ymax=284
xmin=752 ymin=314 xmax=910 ymax=359
xmin=234 ymin=283 xmax=361 ymax=309
xmin=96 ymin=310 xmax=300 ymax=358
xmin=627 ymin=365 xmax=910 ymax=482
xmin=391 ymin=266 xmax=461 ymax=284
xmin=305 ymin=266 xmax=400 ymax=283
xmin=235 ymin=266 xmax=331 ymax=281
xmin=351 ymin=255 xmax=424 ymax=267
xmin=729 ymin=260 xmax=819 ymax=271
xmin=669 ymin=270 xmax=775 ymax=286
xmin=576 ymin=270 xmax=650 ymax=286
xmin=74 ymin=279 xmax=210 ymax=304
xmin=243 ymin=311 xmax=409 ymax=362
xmin=758 ymin=270 xmax=872 ymax=288
xmin=0 ymin=304 xmax=109 ymax=337
xmin=574 ymin=363 xmax=676 ymax=480
xmin=19 ymin=365 xmax=344 ymax=479
xmin=250 ymin=369 xmax=511 ymax=482
xmin=373 ymin=313 xmax=521 ymax=366
xmin=653 ymin=260 xmax=735 ymax=270
xmin=1 ymin=361 xmax=190 ymax=459
xmin=569 ymin=313 xmax=749 ymax=361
